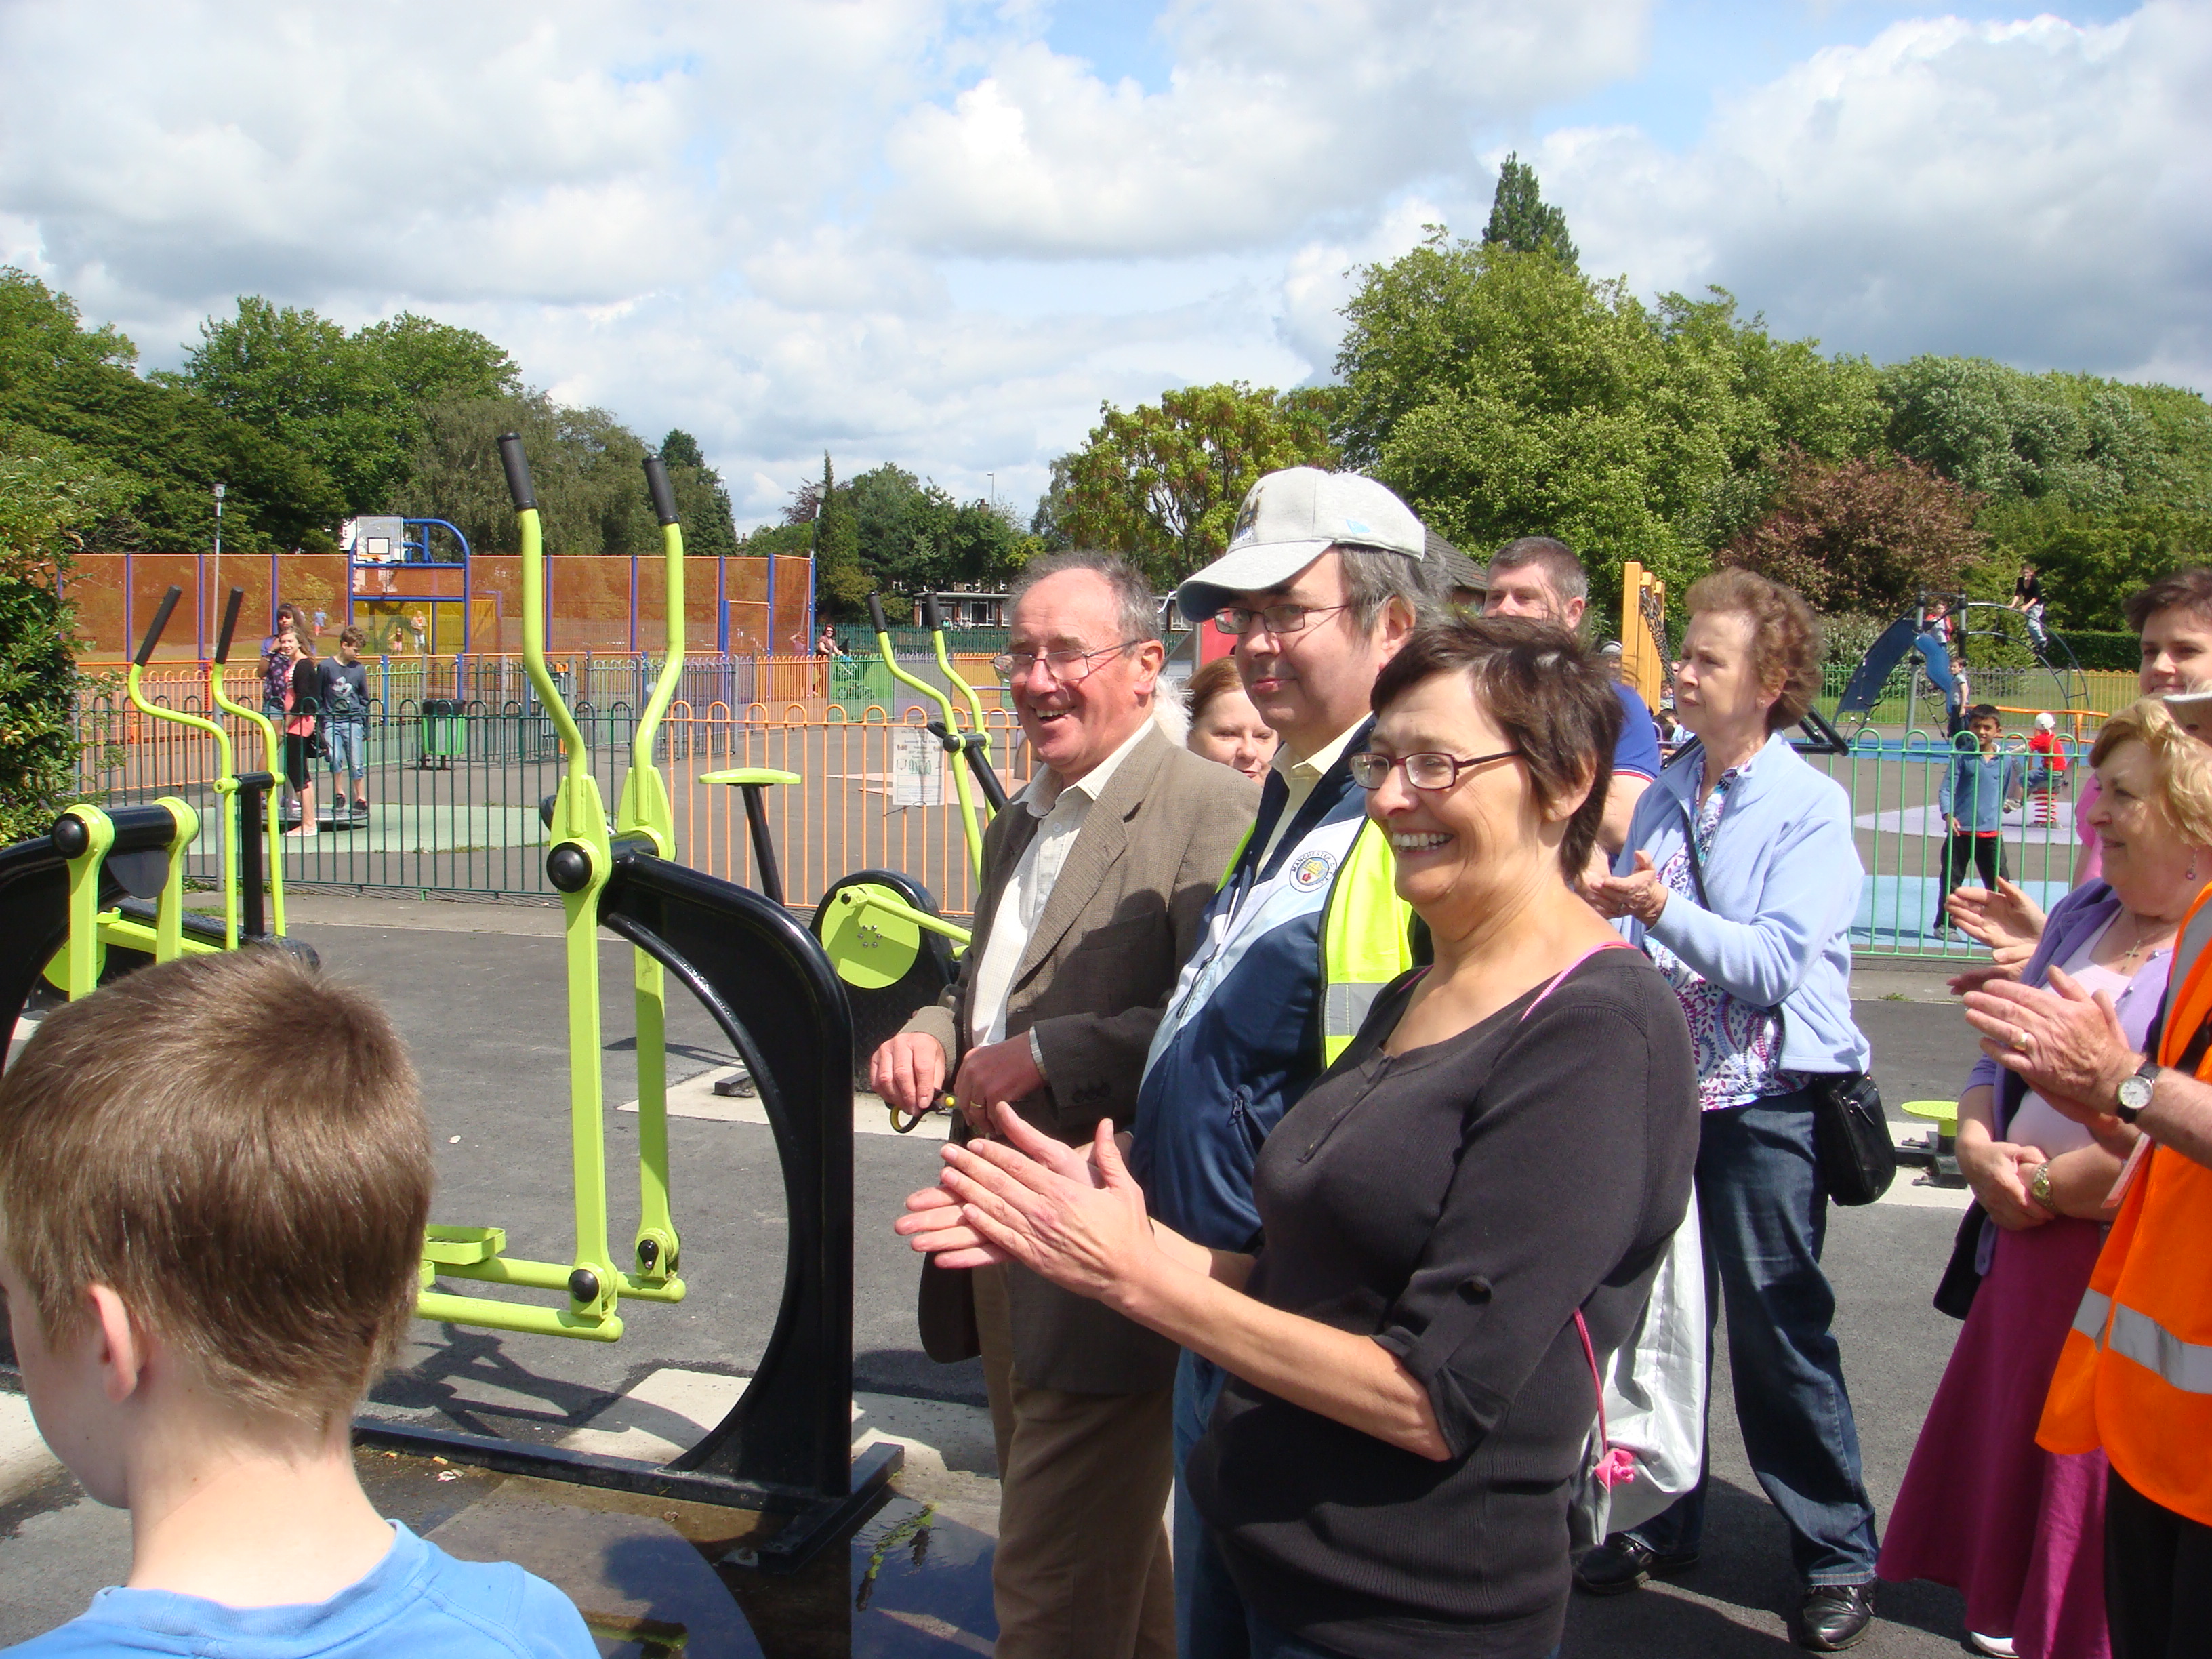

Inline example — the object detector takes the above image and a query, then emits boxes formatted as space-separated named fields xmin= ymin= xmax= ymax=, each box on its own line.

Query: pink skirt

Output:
xmin=1879 ymin=1216 xmax=2109 ymax=1659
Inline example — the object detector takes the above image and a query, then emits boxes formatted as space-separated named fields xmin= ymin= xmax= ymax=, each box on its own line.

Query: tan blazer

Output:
xmin=905 ymin=720 xmax=1257 ymax=1393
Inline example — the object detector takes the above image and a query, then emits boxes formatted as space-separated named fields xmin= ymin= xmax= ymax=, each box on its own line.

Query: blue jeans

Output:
xmin=1628 ymin=1090 xmax=1879 ymax=1584
xmin=1176 ymin=1351 xmax=1248 ymax=1659
xmin=324 ymin=721 xmax=365 ymax=783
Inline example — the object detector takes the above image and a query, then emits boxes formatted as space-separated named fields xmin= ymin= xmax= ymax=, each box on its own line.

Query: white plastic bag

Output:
xmin=1569 ymin=1203 xmax=1707 ymax=1549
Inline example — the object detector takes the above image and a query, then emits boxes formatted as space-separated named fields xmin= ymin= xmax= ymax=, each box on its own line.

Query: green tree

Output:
xmin=1719 ymin=448 xmax=1985 ymax=615
xmin=173 ymin=299 xmax=519 ymax=516
xmin=0 ymin=424 xmax=123 ymax=836
xmin=1053 ymin=382 xmax=1340 ymax=588
xmin=1878 ymin=356 xmax=2184 ymax=510
xmin=655 ymin=428 xmax=738 ymax=562
xmin=1334 ymin=230 xmax=1889 ymax=609
xmin=1481 ymin=152 xmax=1578 ymax=269
xmin=394 ymin=390 xmax=659 ymax=560
xmin=811 ymin=453 xmax=870 ymax=615
xmin=1 ymin=271 xmax=343 ymax=556
xmin=1974 ymin=498 xmax=2212 ymax=632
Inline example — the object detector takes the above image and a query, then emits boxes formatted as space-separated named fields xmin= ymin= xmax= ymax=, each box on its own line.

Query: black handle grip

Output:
xmin=213 ymin=588 xmax=245 ymax=664
xmin=135 ymin=586 xmax=183 ymax=666
xmin=497 ymin=434 xmax=537 ymax=510
xmin=922 ymin=592 xmax=943 ymax=632
xmin=642 ymin=455 xmax=679 ymax=526
xmin=868 ymin=594 xmax=890 ymax=635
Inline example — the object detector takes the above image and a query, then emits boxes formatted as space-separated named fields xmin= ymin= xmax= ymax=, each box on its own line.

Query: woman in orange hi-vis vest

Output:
xmin=1963 ymin=782 xmax=2212 ymax=1659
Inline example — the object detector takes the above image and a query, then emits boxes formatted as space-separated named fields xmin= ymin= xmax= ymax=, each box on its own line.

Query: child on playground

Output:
xmin=1937 ymin=703 xmax=2024 ymax=935
xmin=0 ymin=951 xmax=596 ymax=1658
xmin=322 ymin=627 xmax=371 ymax=822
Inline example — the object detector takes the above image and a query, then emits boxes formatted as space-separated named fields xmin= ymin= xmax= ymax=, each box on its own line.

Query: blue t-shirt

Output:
xmin=1611 ymin=682 xmax=1661 ymax=783
xmin=4 ymin=1522 xmax=594 ymax=1658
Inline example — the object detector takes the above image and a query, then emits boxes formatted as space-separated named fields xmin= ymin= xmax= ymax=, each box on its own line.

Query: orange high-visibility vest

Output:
xmin=2036 ymin=882 xmax=2212 ymax=1525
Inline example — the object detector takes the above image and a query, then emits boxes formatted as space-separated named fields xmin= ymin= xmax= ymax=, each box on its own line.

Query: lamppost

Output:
xmin=211 ymin=481 xmax=226 ymax=653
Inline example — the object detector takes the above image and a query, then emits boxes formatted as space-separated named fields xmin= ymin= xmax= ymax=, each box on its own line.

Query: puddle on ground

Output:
xmin=356 ymin=1448 xmax=996 ymax=1658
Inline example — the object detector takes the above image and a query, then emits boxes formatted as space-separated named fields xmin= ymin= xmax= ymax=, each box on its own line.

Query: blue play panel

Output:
xmin=1857 ymin=874 xmax=2072 ymax=950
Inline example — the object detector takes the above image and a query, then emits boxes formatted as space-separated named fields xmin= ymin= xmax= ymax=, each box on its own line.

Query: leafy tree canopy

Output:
xmin=1719 ymin=447 xmax=1984 ymax=615
xmin=1051 ymin=382 xmax=1340 ymax=589
xmin=0 ymin=270 xmax=343 ymax=556
xmin=171 ymin=298 xmax=516 ymax=516
xmin=0 ymin=422 xmax=119 ymax=835
xmin=394 ymin=390 xmax=661 ymax=560
xmin=1334 ymin=230 xmax=1885 ymax=603
xmin=1481 ymin=152 xmax=1578 ymax=269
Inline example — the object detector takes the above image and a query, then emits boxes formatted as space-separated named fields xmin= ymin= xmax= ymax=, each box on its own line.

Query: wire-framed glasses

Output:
xmin=1210 ymin=602 xmax=1349 ymax=638
xmin=991 ymin=638 xmax=1148 ymax=685
xmin=1348 ymin=747 xmax=1523 ymax=792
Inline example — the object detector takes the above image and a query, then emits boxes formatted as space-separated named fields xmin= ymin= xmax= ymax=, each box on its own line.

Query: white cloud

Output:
xmin=1538 ymin=3 xmax=2212 ymax=386
xmin=882 ymin=0 xmax=1648 ymax=257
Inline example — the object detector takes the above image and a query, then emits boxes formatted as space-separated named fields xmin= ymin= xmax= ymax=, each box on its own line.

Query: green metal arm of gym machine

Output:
xmin=414 ymin=437 xmax=691 ymax=1343
xmin=205 ymin=589 xmax=289 ymax=938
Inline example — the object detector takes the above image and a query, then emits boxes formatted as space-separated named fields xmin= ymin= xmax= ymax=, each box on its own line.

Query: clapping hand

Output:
xmin=1961 ymin=967 xmax=2141 ymax=1153
xmin=1585 ymin=850 xmax=1668 ymax=925
xmin=897 ymin=1105 xmax=1158 ymax=1306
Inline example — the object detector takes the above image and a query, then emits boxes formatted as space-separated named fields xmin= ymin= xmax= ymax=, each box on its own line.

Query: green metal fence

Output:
xmin=69 ymin=681 xmax=2102 ymax=958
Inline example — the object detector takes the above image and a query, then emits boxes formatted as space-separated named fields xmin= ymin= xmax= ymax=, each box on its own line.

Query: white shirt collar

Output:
xmin=1021 ymin=716 xmax=1153 ymax=817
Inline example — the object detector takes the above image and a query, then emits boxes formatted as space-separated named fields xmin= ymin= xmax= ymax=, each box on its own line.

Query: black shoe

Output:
xmin=1795 ymin=1582 xmax=1876 ymax=1651
xmin=1574 ymin=1535 xmax=1700 ymax=1596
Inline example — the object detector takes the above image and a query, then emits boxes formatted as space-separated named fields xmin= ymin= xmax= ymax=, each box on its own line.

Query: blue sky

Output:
xmin=0 ymin=0 xmax=2202 ymax=527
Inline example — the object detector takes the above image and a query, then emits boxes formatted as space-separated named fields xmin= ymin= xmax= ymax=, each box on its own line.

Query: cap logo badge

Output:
xmin=1230 ymin=494 xmax=1262 ymax=547
xmin=1343 ymin=518 xmax=1372 ymax=536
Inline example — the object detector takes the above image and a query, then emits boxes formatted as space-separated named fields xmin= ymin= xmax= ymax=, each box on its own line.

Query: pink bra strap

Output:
xmin=1521 ymin=939 xmax=1634 ymax=1022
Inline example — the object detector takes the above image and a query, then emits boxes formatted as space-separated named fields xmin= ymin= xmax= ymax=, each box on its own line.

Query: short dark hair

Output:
xmin=338 ymin=625 xmax=366 ymax=649
xmin=2124 ymin=569 xmax=2212 ymax=634
xmin=1370 ymin=617 xmax=1622 ymax=879
xmin=0 ymin=950 xmax=432 ymax=1427
xmin=1969 ymin=703 xmax=2001 ymax=722
xmin=1682 ymin=568 xmax=1822 ymax=733
xmin=1487 ymin=536 xmax=1589 ymax=607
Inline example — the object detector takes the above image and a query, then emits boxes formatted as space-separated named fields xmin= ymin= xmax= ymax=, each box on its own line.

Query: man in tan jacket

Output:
xmin=873 ymin=550 xmax=1256 ymax=1659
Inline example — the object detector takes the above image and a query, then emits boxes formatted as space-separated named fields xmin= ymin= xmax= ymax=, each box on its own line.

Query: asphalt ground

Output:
xmin=0 ymin=897 xmax=2009 ymax=1656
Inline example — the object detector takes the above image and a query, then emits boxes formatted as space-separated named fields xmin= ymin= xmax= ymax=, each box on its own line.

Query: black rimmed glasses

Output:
xmin=1349 ymin=747 xmax=1523 ymax=792
xmin=1210 ymin=602 xmax=1349 ymax=638
xmin=991 ymin=638 xmax=1149 ymax=686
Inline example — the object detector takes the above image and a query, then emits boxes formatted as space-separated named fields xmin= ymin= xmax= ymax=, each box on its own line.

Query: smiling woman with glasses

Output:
xmin=899 ymin=617 xmax=1700 ymax=1659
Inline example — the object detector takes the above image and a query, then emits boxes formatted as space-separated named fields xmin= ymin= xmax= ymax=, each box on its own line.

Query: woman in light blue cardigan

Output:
xmin=1586 ymin=569 xmax=1880 ymax=1654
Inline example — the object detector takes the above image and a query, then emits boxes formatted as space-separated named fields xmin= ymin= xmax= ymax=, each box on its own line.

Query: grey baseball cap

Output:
xmin=1174 ymin=468 xmax=1427 ymax=622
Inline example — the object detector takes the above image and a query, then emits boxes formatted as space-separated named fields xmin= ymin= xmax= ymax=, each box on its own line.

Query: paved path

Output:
xmin=1 ymin=897 xmax=2007 ymax=1655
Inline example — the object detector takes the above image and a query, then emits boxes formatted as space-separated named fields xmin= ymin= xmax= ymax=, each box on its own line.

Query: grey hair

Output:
xmin=1010 ymin=550 xmax=1160 ymax=647
xmin=1339 ymin=545 xmax=1450 ymax=635
xmin=1489 ymin=535 xmax=1590 ymax=607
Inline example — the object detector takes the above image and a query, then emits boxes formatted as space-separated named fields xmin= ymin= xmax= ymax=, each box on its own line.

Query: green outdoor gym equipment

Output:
xmin=414 ymin=443 xmax=693 ymax=1343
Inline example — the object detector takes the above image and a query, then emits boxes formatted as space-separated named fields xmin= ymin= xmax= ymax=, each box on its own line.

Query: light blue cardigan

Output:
xmin=1613 ymin=731 xmax=1872 ymax=1077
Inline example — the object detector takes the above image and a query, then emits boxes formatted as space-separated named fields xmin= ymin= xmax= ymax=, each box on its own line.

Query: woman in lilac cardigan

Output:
xmin=1879 ymin=699 xmax=2212 ymax=1659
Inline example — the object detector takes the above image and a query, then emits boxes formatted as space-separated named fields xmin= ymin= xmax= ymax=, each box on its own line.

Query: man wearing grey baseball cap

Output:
xmin=1128 ymin=466 xmax=1449 ymax=1656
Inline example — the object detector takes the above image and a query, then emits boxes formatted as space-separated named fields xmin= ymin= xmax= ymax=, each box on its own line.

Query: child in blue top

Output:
xmin=0 ymin=951 xmax=595 ymax=1658
xmin=1937 ymin=703 xmax=2024 ymax=935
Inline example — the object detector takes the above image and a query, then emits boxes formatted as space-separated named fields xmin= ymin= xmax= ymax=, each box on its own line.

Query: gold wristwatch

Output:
xmin=2028 ymin=1160 xmax=2056 ymax=1209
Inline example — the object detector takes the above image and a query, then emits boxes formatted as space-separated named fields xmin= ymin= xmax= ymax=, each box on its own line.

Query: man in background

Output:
xmin=1481 ymin=535 xmax=1662 ymax=876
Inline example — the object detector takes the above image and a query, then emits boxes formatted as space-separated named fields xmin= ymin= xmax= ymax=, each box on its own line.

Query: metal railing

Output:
xmin=69 ymin=670 xmax=2114 ymax=956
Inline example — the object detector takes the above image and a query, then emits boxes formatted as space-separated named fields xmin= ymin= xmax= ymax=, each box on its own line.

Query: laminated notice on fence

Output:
xmin=890 ymin=727 xmax=945 ymax=808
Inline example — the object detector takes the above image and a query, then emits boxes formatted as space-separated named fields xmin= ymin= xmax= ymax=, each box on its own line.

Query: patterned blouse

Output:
xmin=1645 ymin=758 xmax=1805 ymax=1112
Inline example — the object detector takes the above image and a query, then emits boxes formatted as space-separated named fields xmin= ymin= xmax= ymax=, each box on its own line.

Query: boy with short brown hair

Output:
xmin=0 ymin=950 xmax=593 ymax=1657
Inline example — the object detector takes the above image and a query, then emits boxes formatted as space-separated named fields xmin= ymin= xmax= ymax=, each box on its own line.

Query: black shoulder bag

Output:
xmin=1677 ymin=799 xmax=1896 ymax=1206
